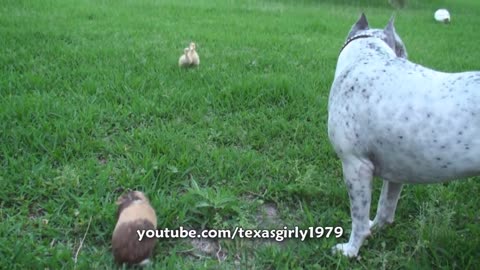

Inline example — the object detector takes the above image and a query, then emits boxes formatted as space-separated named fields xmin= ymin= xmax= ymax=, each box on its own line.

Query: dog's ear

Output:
xmin=393 ymin=33 xmax=408 ymax=58
xmin=383 ymin=16 xmax=397 ymax=53
xmin=383 ymin=16 xmax=408 ymax=58
xmin=347 ymin=13 xmax=369 ymax=40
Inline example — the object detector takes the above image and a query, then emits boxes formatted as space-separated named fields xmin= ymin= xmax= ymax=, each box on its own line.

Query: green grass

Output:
xmin=1 ymin=0 xmax=480 ymax=269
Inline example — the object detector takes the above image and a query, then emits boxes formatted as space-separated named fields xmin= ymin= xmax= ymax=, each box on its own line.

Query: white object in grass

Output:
xmin=434 ymin=9 xmax=450 ymax=23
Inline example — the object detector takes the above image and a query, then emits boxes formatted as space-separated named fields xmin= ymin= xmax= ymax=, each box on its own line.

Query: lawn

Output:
xmin=1 ymin=0 xmax=479 ymax=269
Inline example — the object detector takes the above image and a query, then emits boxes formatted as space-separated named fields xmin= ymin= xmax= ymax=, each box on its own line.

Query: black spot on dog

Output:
xmin=355 ymin=191 xmax=364 ymax=198
xmin=347 ymin=182 xmax=353 ymax=190
xmin=361 ymin=89 xmax=371 ymax=99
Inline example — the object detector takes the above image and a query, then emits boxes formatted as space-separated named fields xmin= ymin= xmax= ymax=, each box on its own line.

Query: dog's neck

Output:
xmin=339 ymin=34 xmax=375 ymax=55
xmin=335 ymin=34 xmax=397 ymax=79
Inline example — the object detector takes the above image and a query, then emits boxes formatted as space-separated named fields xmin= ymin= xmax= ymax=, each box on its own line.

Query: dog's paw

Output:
xmin=332 ymin=243 xmax=359 ymax=258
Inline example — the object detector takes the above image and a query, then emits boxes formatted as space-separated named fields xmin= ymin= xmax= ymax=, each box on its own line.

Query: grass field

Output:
xmin=1 ymin=0 xmax=480 ymax=269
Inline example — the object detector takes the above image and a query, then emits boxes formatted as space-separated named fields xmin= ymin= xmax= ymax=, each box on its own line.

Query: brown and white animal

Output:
xmin=112 ymin=191 xmax=157 ymax=266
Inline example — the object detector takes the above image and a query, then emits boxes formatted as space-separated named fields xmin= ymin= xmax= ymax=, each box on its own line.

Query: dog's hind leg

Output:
xmin=370 ymin=181 xmax=403 ymax=230
xmin=333 ymin=156 xmax=374 ymax=257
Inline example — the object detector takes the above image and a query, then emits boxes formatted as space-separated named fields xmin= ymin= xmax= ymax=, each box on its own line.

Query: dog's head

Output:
xmin=345 ymin=13 xmax=408 ymax=58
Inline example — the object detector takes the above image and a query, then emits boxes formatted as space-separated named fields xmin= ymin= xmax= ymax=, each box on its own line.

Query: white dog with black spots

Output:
xmin=328 ymin=13 xmax=480 ymax=257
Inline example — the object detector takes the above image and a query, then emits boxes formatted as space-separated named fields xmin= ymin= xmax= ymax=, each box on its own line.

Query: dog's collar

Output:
xmin=339 ymin=34 xmax=375 ymax=54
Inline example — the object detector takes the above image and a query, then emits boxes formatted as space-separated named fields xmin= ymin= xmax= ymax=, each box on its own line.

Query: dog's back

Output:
xmin=329 ymin=37 xmax=480 ymax=183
